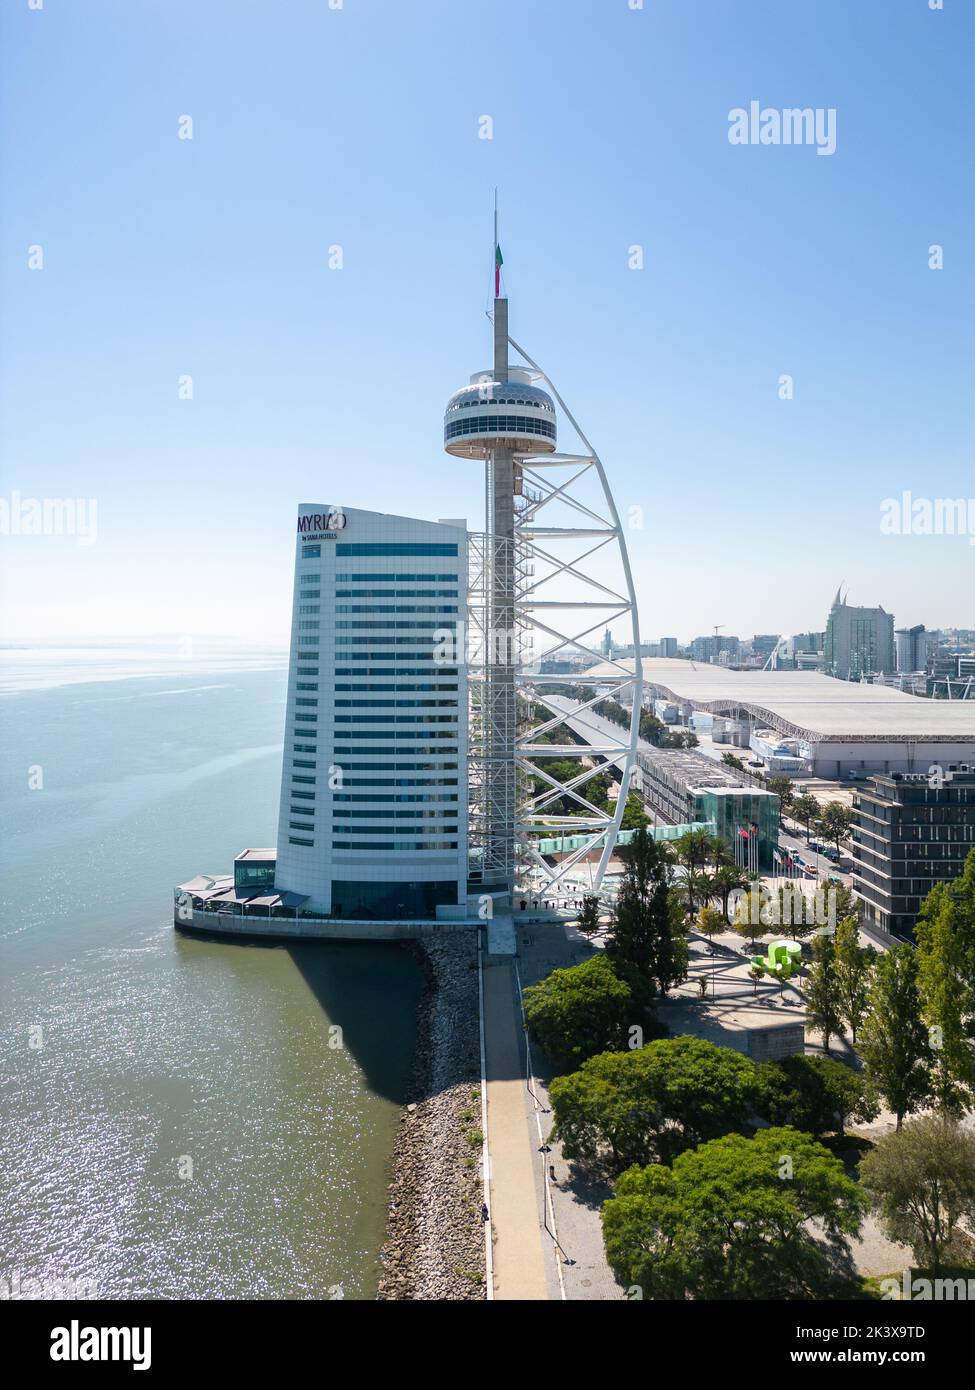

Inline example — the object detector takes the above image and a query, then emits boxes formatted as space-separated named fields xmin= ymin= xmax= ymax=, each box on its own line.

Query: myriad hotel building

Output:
xmin=272 ymin=504 xmax=469 ymax=919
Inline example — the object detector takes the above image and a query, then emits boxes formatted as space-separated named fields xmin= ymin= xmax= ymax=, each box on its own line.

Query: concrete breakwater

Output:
xmin=378 ymin=933 xmax=486 ymax=1301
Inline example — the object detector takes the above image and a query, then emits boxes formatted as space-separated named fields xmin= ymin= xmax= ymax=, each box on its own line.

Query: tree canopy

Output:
xmin=757 ymin=1053 xmax=878 ymax=1138
xmin=858 ymin=944 xmax=931 ymax=1129
xmin=860 ymin=1116 xmax=975 ymax=1278
xmin=602 ymin=1126 xmax=867 ymax=1300
xmin=522 ymin=954 xmax=635 ymax=1074
xmin=607 ymin=827 xmax=688 ymax=1000
xmin=549 ymin=1035 xmax=759 ymax=1171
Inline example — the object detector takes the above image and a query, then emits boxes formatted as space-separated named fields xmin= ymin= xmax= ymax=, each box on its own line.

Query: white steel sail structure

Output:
xmin=445 ymin=289 xmax=642 ymax=902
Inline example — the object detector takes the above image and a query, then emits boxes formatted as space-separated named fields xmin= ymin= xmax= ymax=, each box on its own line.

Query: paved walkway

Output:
xmin=482 ymin=956 xmax=549 ymax=1299
xmin=515 ymin=922 xmax=625 ymax=1300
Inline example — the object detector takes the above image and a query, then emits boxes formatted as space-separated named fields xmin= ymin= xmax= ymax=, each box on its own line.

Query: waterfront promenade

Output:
xmin=482 ymin=955 xmax=549 ymax=1299
xmin=481 ymin=920 xmax=624 ymax=1300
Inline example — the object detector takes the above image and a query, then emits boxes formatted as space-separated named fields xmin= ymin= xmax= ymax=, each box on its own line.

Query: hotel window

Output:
xmin=293 ymin=742 xmax=317 ymax=753
xmin=332 ymin=841 xmax=458 ymax=852
xmin=299 ymin=604 xmax=320 ymax=615
xmin=289 ymin=836 xmax=314 ymax=847
xmin=297 ymin=667 xmax=319 ymax=676
xmin=293 ymin=759 xmax=316 ymax=769
xmin=291 ymin=790 xmax=316 ymax=800
xmin=300 ymin=590 xmax=320 ymax=598
xmin=335 ymin=589 xmax=458 ymax=598
xmin=295 ymin=698 xmax=318 ymax=707
xmin=339 ymin=762 xmax=458 ymax=772
xmin=298 ymin=620 xmax=319 ymax=630
xmin=335 ymin=543 xmax=458 ymax=557
xmin=335 ymin=621 xmax=444 ymax=630
xmin=335 ymin=605 xmax=457 ymax=615
xmin=296 ymin=682 xmax=318 ymax=692
xmin=301 ymin=545 xmax=321 ymax=558
xmin=300 ymin=572 xmax=320 ymax=584
xmin=294 ymin=713 xmax=318 ymax=723
xmin=335 ymin=573 xmax=458 ymax=583
xmin=292 ymin=775 xmax=316 ymax=785
xmin=334 ymin=699 xmax=456 ymax=708
xmin=334 ymin=793 xmax=458 ymax=803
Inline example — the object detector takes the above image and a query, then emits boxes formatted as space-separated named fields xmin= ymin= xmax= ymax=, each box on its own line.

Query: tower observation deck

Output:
xmin=445 ymin=283 xmax=642 ymax=903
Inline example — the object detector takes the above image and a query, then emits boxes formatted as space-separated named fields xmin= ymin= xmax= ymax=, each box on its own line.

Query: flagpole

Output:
xmin=493 ymin=188 xmax=499 ymax=299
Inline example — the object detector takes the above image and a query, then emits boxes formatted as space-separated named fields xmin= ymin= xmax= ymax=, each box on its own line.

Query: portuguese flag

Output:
xmin=495 ymin=242 xmax=503 ymax=298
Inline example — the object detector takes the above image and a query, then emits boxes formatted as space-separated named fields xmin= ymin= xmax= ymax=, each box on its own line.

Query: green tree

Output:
xmin=834 ymin=917 xmax=877 ymax=1045
xmin=602 ymin=1127 xmax=866 ymax=1300
xmin=522 ymin=955 xmax=635 ymax=1074
xmin=767 ymin=774 xmax=794 ymax=815
xmin=665 ymin=728 xmax=699 ymax=749
xmin=608 ymin=827 xmax=687 ymax=1000
xmin=638 ymin=710 xmax=668 ymax=746
xmin=860 ymin=1116 xmax=975 ymax=1278
xmin=815 ymin=801 xmax=855 ymax=858
xmin=819 ymin=879 xmax=859 ymax=925
xmin=711 ymin=864 xmax=749 ymax=923
xmin=757 ymin=1054 xmax=878 ymax=1138
xmin=762 ymin=883 xmax=817 ymax=940
xmin=672 ymin=828 xmax=722 ymax=917
xmin=792 ymin=794 xmax=820 ymax=842
xmin=805 ymin=934 xmax=843 ymax=1054
xmin=915 ymin=886 xmax=975 ymax=1116
xmin=939 ymin=848 xmax=975 ymax=1003
xmin=575 ymin=894 xmax=602 ymax=938
xmin=620 ymin=791 xmax=649 ymax=830
xmin=858 ymin=944 xmax=931 ymax=1129
xmin=696 ymin=906 xmax=726 ymax=941
xmin=733 ymin=889 xmax=770 ymax=947
xmin=549 ymin=1035 xmax=759 ymax=1171
xmin=721 ymin=752 xmax=745 ymax=771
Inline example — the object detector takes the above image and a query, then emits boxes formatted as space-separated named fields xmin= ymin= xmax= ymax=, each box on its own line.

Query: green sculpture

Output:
xmin=749 ymin=938 xmax=803 ymax=981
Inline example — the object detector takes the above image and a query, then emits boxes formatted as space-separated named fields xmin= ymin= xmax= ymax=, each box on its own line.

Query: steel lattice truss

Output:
xmin=467 ymin=340 xmax=643 ymax=899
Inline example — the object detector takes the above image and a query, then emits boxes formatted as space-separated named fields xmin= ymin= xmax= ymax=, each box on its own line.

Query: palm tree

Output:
xmin=711 ymin=864 xmax=750 ymax=923
xmin=673 ymin=829 xmax=722 ymax=917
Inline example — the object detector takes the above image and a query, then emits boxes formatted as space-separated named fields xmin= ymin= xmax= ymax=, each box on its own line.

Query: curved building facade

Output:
xmin=273 ymin=505 xmax=469 ymax=917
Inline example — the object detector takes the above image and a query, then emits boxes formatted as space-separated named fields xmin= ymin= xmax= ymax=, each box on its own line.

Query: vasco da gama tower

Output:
xmin=176 ymin=243 xmax=641 ymax=928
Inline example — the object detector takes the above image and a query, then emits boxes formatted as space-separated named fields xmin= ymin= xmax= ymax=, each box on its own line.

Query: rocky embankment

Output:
xmin=378 ymin=932 xmax=486 ymax=1300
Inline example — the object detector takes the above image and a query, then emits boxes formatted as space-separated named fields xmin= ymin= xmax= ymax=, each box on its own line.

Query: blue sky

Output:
xmin=1 ymin=0 xmax=972 ymax=646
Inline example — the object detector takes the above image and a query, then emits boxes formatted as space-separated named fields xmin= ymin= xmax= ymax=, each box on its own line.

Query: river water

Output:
xmin=0 ymin=648 xmax=422 ymax=1299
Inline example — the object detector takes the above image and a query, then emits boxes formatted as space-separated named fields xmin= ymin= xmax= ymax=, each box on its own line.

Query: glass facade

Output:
xmin=852 ymin=773 xmax=975 ymax=937
xmin=274 ymin=509 xmax=468 ymax=918
xmin=444 ymin=414 xmax=556 ymax=443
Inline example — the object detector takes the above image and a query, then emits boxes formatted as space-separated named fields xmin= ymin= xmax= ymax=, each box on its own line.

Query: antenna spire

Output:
xmin=493 ymin=189 xmax=503 ymax=299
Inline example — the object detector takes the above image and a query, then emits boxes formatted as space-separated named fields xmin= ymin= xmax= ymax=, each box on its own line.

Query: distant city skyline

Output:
xmin=2 ymin=0 xmax=973 ymax=643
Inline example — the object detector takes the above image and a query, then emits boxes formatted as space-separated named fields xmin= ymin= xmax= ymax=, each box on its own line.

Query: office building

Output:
xmin=635 ymin=746 xmax=780 ymax=869
xmin=824 ymin=587 xmax=895 ymax=678
xmin=851 ymin=771 xmax=975 ymax=938
xmin=895 ymin=624 xmax=932 ymax=674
